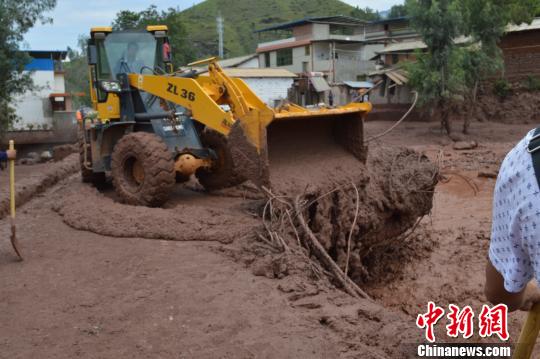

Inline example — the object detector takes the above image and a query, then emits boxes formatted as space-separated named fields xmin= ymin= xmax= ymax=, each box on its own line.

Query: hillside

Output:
xmin=178 ymin=0 xmax=358 ymax=58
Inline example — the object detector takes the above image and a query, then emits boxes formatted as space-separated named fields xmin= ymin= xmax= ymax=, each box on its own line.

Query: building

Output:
xmin=254 ymin=16 xmax=416 ymax=106
xmin=13 ymin=50 xmax=73 ymax=130
xmin=501 ymin=18 xmax=540 ymax=79
xmin=256 ymin=16 xmax=371 ymax=106
xmin=199 ymin=68 xmax=296 ymax=107
xmin=7 ymin=50 xmax=77 ymax=146
xmin=368 ymin=18 xmax=540 ymax=108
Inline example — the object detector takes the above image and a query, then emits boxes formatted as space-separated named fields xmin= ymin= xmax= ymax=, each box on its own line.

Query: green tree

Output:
xmin=64 ymin=36 xmax=92 ymax=109
xmin=350 ymin=6 xmax=382 ymax=21
xmin=388 ymin=4 xmax=408 ymax=18
xmin=406 ymin=0 xmax=463 ymax=134
xmin=406 ymin=0 xmax=537 ymax=134
xmin=112 ymin=5 xmax=195 ymax=67
xmin=0 ymin=0 xmax=57 ymax=135
xmin=457 ymin=0 xmax=535 ymax=133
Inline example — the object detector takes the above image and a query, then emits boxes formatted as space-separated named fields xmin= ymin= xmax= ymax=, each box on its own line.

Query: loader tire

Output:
xmin=111 ymin=132 xmax=175 ymax=207
xmin=78 ymin=125 xmax=106 ymax=188
xmin=195 ymin=129 xmax=245 ymax=191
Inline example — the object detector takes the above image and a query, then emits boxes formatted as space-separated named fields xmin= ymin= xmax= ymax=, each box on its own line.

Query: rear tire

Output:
xmin=195 ymin=129 xmax=245 ymax=191
xmin=78 ymin=125 xmax=106 ymax=187
xmin=111 ymin=132 xmax=175 ymax=207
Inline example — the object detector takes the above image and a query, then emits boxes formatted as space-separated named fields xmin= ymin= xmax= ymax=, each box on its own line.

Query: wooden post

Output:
xmin=514 ymin=303 xmax=540 ymax=359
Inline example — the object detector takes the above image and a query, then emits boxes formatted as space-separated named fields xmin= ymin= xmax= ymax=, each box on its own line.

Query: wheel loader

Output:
xmin=78 ymin=25 xmax=372 ymax=206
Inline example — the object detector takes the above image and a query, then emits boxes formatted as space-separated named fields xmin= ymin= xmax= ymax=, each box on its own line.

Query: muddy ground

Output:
xmin=0 ymin=120 xmax=537 ymax=358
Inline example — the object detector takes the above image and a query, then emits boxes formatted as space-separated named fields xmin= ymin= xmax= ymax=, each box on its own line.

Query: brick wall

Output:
xmin=500 ymin=30 xmax=540 ymax=79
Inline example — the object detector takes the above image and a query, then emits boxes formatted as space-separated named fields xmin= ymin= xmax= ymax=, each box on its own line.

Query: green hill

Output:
xmin=178 ymin=0 xmax=359 ymax=58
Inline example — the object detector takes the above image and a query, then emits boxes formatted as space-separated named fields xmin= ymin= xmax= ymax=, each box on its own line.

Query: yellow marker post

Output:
xmin=514 ymin=303 xmax=540 ymax=359
xmin=8 ymin=140 xmax=22 ymax=260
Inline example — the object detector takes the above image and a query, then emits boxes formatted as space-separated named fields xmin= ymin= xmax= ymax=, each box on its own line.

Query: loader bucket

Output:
xmin=228 ymin=102 xmax=372 ymax=190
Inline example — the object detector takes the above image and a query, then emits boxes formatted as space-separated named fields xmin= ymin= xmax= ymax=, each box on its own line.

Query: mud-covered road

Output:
xmin=0 ymin=120 xmax=536 ymax=358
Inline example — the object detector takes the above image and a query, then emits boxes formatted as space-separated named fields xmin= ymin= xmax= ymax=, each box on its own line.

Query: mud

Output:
xmin=52 ymin=144 xmax=77 ymax=162
xmin=0 ymin=153 xmax=79 ymax=220
xmin=4 ymin=121 xmax=534 ymax=358
xmin=54 ymin=182 xmax=261 ymax=243
xmin=475 ymin=88 xmax=540 ymax=124
xmin=53 ymin=120 xmax=437 ymax=287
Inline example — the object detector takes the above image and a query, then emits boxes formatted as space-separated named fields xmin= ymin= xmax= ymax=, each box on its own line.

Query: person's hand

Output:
xmin=520 ymin=282 xmax=540 ymax=311
xmin=6 ymin=149 xmax=16 ymax=160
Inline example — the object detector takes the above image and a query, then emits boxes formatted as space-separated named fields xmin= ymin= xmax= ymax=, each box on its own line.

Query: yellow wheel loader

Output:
xmin=79 ymin=25 xmax=372 ymax=206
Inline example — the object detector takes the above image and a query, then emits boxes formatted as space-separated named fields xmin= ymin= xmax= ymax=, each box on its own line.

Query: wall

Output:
xmin=242 ymin=77 xmax=294 ymax=107
xmin=500 ymin=30 xmax=540 ymax=79
xmin=13 ymin=71 xmax=55 ymax=130
xmin=53 ymin=73 xmax=66 ymax=92
xmin=312 ymin=42 xmax=332 ymax=74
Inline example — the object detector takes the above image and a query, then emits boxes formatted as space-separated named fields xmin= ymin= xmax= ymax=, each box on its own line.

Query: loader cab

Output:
xmin=87 ymin=26 xmax=172 ymax=121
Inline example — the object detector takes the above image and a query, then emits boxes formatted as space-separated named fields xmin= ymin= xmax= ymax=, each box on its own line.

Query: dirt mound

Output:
xmin=0 ymin=153 xmax=79 ymax=220
xmin=239 ymin=145 xmax=438 ymax=288
xmin=53 ymin=181 xmax=261 ymax=243
xmin=52 ymin=144 xmax=77 ymax=162
xmin=476 ymin=91 xmax=540 ymax=124
xmin=307 ymin=148 xmax=437 ymax=282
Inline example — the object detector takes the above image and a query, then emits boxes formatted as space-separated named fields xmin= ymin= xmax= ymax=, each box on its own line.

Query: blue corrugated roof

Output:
xmin=25 ymin=58 xmax=54 ymax=71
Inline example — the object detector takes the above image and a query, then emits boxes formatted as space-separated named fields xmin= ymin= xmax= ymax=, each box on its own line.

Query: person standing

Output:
xmin=485 ymin=128 xmax=540 ymax=311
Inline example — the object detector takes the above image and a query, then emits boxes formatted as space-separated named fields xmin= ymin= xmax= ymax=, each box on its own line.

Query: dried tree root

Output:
xmin=294 ymin=196 xmax=372 ymax=301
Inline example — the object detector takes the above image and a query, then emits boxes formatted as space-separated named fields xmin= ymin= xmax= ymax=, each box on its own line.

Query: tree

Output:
xmin=457 ymin=0 xmax=535 ymax=133
xmin=350 ymin=6 xmax=382 ymax=21
xmin=112 ymin=5 xmax=195 ymax=67
xmin=64 ymin=36 xmax=92 ymax=109
xmin=406 ymin=0 xmax=537 ymax=134
xmin=406 ymin=0 xmax=463 ymax=134
xmin=388 ymin=4 xmax=408 ymax=18
xmin=0 ymin=0 xmax=57 ymax=135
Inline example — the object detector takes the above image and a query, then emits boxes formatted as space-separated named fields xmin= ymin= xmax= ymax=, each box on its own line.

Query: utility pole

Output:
xmin=217 ymin=12 xmax=224 ymax=58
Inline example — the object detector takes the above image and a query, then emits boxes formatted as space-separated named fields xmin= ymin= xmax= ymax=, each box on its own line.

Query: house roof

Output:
xmin=368 ymin=16 xmax=409 ymax=25
xmin=256 ymin=39 xmax=311 ymax=53
xmin=255 ymin=15 xmax=367 ymax=33
xmin=216 ymin=54 xmax=258 ymax=68
xmin=371 ymin=36 xmax=471 ymax=58
xmin=24 ymin=50 xmax=67 ymax=60
xmin=200 ymin=68 xmax=296 ymax=78
xmin=310 ymin=76 xmax=331 ymax=92
xmin=371 ymin=17 xmax=540 ymax=59
xmin=343 ymin=81 xmax=374 ymax=89
xmin=369 ymin=66 xmax=409 ymax=85
xmin=506 ymin=18 xmax=540 ymax=33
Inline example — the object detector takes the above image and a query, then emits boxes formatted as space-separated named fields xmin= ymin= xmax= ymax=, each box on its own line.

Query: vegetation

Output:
xmin=0 ymin=0 xmax=57 ymax=136
xmin=112 ymin=5 xmax=194 ymax=67
xmin=406 ymin=0 xmax=537 ymax=134
xmin=177 ymin=0 xmax=359 ymax=59
xmin=350 ymin=7 xmax=381 ymax=21
xmin=388 ymin=4 xmax=408 ymax=18
xmin=493 ymin=79 xmax=513 ymax=99
xmin=64 ymin=36 xmax=92 ymax=109
xmin=524 ymin=75 xmax=540 ymax=91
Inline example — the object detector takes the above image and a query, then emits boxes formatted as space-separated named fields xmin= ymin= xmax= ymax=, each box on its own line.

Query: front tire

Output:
xmin=111 ymin=132 xmax=175 ymax=207
xmin=195 ymin=129 xmax=245 ymax=191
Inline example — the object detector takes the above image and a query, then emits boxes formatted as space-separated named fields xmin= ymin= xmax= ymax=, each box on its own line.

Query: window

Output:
xmin=276 ymin=48 xmax=293 ymax=66
xmin=264 ymin=52 xmax=270 ymax=68
xmin=302 ymin=61 xmax=309 ymax=73
xmin=330 ymin=25 xmax=354 ymax=36
xmin=305 ymin=45 xmax=310 ymax=56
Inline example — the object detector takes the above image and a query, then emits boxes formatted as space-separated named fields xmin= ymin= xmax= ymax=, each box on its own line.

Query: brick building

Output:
xmin=501 ymin=19 xmax=540 ymax=79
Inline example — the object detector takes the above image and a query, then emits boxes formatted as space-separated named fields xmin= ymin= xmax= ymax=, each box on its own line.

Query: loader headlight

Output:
xmin=99 ymin=80 xmax=121 ymax=93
